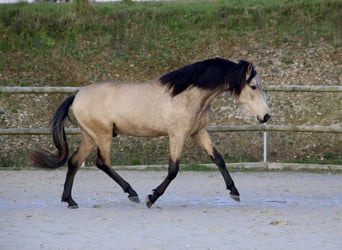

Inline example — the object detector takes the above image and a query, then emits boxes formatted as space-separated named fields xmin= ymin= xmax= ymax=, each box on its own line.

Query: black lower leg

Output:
xmin=210 ymin=147 xmax=240 ymax=201
xmin=146 ymin=159 xmax=179 ymax=208
xmin=96 ymin=150 xmax=139 ymax=203
xmin=61 ymin=158 xmax=79 ymax=208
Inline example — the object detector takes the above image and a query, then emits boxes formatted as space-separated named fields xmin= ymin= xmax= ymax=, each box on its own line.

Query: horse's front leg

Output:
xmin=211 ymin=147 xmax=240 ymax=201
xmin=193 ymin=129 xmax=240 ymax=201
xmin=146 ymin=135 xmax=184 ymax=208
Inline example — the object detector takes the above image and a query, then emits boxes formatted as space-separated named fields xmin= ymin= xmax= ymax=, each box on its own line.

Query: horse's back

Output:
xmin=72 ymin=81 xmax=171 ymax=137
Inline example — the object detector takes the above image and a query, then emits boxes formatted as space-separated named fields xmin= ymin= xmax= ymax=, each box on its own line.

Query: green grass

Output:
xmin=0 ymin=0 xmax=340 ymax=86
xmin=0 ymin=157 xmax=28 ymax=170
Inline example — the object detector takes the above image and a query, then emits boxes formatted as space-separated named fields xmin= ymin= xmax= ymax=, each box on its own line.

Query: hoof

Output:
xmin=229 ymin=185 xmax=240 ymax=202
xmin=62 ymin=197 xmax=79 ymax=208
xmin=230 ymin=193 xmax=240 ymax=202
xmin=68 ymin=204 xmax=79 ymax=209
xmin=128 ymin=195 xmax=140 ymax=203
xmin=145 ymin=195 xmax=154 ymax=209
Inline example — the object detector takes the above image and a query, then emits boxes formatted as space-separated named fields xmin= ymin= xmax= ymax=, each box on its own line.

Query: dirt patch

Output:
xmin=1 ymin=170 xmax=341 ymax=249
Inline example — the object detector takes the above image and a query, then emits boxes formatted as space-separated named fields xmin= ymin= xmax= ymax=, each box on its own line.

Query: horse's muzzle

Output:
xmin=258 ymin=113 xmax=271 ymax=123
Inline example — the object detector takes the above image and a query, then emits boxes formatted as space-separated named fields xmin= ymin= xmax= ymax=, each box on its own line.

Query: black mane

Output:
xmin=159 ymin=57 xmax=256 ymax=96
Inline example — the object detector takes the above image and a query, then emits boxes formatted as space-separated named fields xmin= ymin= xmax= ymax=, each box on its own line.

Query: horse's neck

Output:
xmin=181 ymin=87 xmax=224 ymax=112
xmin=199 ymin=87 xmax=224 ymax=109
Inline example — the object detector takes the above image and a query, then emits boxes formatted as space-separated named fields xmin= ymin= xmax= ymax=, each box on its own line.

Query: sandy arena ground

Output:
xmin=0 ymin=169 xmax=341 ymax=250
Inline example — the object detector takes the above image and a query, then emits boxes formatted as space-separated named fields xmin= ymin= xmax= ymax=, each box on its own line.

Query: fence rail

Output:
xmin=1 ymin=85 xmax=341 ymax=135
xmin=0 ymin=86 xmax=80 ymax=94
xmin=0 ymin=124 xmax=341 ymax=136
xmin=1 ymin=85 xmax=342 ymax=94
xmin=264 ymin=85 xmax=342 ymax=92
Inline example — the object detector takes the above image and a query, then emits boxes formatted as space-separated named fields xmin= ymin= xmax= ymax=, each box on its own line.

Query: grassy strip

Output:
xmin=0 ymin=0 xmax=340 ymax=85
xmin=2 ymin=162 xmax=341 ymax=173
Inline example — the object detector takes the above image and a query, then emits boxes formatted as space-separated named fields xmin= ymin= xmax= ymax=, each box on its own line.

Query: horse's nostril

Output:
xmin=264 ymin=114 xmax=271 ymax=123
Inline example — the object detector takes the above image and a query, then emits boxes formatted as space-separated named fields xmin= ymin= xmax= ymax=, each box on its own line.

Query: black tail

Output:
xmin=31 ymin=94 xmax=76 ymax=168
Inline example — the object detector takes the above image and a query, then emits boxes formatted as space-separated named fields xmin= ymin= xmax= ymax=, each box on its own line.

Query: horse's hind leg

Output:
xmin=62 ymin=131 xmax=95 ymax=208
xmin=96 ymin=136 xmax=139 ymax=203
xmin=192 ymin=129 xmax=240 ymax=202
xmin=146 ymin=134 xmax=184 ymax=208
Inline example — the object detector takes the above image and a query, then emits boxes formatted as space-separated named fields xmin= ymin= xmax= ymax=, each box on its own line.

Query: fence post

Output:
xmin=263 ymin=91 xmax=269 ymax=163
xmin=263 ymin=130 xmax=268 ymax=162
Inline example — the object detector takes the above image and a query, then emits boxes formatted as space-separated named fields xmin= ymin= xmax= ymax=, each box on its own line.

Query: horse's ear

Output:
xmin=246 ymin=62 xmax=253 ymax=80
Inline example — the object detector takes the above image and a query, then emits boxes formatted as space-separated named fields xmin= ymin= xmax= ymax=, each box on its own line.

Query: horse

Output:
xmin=32 ymin=57 xmax=271 ymax=209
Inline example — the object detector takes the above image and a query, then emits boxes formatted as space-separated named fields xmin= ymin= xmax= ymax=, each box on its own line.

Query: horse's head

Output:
xmin=235 ymin=62 xmax=271 ymax=123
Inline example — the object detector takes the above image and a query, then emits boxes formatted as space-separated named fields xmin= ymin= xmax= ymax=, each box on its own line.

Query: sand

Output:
xmin=0 ymin=169 xmax=341 ymax=250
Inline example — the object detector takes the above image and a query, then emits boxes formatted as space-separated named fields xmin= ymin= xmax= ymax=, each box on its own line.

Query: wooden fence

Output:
xmin=0 ymin=124 xmax=341 ymax=136
xmin=1 ymin=85 xmax=341 ymax=94
xmin=1 ymin=85 xmax=341 ymax=162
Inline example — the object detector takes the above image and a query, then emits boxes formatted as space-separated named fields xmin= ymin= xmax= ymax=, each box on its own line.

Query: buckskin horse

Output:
xmin=32 ymin=57 xmax=271 ymax=208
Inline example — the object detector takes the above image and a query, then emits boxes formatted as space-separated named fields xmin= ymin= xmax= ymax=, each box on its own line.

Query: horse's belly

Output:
xmin=114 ymin=120 xmax=168 ymax=137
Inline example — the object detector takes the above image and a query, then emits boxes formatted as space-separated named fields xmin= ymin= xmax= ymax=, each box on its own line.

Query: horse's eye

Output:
xmin=250 ymin=85 xmax=257 ymax=90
